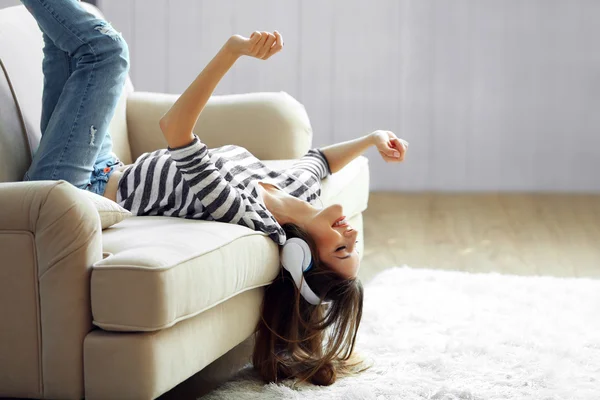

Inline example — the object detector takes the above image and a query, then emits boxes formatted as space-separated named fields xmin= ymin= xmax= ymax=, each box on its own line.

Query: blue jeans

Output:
xmin=21 ymin=0 xmax=129 ymax=196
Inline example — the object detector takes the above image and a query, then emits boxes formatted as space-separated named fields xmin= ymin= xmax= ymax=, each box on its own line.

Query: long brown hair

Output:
xmin=252 ymin=223 xmax=365 ymax=385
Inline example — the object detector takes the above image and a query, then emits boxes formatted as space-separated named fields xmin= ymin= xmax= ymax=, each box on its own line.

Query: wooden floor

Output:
xmin=358 ymin=193 xmax=600 ymax=284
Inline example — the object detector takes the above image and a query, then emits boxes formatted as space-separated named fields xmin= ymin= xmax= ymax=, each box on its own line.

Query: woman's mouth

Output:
xmin=332 ymin=216 xmax=348 ymax=227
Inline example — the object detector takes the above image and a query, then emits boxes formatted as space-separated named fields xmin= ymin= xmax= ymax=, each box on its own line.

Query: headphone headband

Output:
xmin=280 ymin=238 xmax=325 ymax=306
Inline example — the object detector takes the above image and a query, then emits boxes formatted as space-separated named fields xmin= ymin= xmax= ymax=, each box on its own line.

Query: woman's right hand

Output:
xmin=225 ymin=31 xmax=283 ymax=60
xmin=371 ymin=130 xmax=409 ymax=163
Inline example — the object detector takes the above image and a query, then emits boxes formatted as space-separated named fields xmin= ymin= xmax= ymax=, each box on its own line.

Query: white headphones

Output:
xmin=280 ymin=238 xmax=325 ymax=306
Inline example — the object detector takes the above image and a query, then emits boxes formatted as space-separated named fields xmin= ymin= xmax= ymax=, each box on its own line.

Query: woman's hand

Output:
xmin=371 ymin=130 xmax=409 ymax=163
xmin=225 ymin=31 xmax=283 ymax=60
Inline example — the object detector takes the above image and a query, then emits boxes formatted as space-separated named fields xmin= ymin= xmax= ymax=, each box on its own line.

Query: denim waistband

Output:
xmin=86 ymin=158 xmax=124 ymax=196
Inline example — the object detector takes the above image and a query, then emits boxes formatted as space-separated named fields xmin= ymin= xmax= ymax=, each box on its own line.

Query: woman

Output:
xmin=24 ymin=0 xmax=408 ymax=386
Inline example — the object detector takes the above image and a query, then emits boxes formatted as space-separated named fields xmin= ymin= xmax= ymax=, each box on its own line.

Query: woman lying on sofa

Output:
xmin=22 ymin=0 xmax=407 ymax=386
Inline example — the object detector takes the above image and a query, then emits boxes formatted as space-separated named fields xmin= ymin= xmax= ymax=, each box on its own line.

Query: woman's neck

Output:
xmin=257 ymin=182 xmax=314 ymax=226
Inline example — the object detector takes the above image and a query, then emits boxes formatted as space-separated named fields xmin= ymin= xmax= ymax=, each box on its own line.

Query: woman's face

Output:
xmin=303 ymin=204 xmax=360 ymax=279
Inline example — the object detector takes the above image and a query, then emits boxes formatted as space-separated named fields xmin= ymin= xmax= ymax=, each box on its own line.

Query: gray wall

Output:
xmin=0 ymin=0 xmax=95 ymax=7
xmin=8 ymin=0 xmax=600 ymax=191
xmin=0 ymin=0 xmax=19 ymax=9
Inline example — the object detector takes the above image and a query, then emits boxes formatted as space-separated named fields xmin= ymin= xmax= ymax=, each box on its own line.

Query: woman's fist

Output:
xmin=371 ymin=130 xmax=408 ymax=163
xmin=226 ymin=31 xmax=283 ymax=60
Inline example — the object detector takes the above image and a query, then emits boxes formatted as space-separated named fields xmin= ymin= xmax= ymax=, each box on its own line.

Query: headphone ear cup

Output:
xmin=280 ymin=238 xmax=323 ymax=305
xmin=281 ymin=241 xmax=303 ymax=272
xmin=283 ymin=238 xmax=312 ymax=271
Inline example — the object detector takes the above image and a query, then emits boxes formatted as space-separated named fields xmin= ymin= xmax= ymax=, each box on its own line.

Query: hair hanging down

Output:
xmin=252 ymin=223 xmax=366 ymax=386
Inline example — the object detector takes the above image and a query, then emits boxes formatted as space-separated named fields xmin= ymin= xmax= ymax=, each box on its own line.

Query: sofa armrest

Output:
xmin=0 ymin=180 xmax=101 ymax=399
xmin=126 ymin=91 xmax=313 ymax=161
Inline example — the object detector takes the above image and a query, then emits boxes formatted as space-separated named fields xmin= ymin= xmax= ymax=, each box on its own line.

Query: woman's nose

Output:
xmin=346 ymin=229 xmax=359 ymax=250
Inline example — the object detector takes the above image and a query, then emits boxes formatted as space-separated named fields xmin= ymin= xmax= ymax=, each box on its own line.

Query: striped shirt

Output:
xmin=116 ymin=134 xmax=331 ymax=245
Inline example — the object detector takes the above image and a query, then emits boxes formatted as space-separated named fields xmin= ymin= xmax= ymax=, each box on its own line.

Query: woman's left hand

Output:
xmin=371 ymin=130 xmax=408 ymax=163
xmin=226 ymin=31 xmax=283 ymax=60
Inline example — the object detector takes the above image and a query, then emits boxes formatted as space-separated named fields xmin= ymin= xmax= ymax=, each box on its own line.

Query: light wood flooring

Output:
xmin=358 ymin=193 xmax=600 ymax=283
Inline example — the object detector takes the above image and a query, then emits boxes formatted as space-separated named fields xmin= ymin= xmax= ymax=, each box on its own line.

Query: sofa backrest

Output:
xmin=0 ymin=3 xmax=134 ymax=183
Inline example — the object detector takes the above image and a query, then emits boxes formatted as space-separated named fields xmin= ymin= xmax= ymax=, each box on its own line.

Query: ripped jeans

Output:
xmin=21 ymin=0 xmax=129 ymax=196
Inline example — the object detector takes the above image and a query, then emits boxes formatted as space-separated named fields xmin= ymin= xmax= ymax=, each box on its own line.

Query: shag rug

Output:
xmin=202 ymin=267 xmax=600 ymax=399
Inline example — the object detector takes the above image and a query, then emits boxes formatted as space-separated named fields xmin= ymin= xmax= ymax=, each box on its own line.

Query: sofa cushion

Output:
xmin=91 ymin=156 xmax=369 ymax=332
xmin=92 ymin=218 xmax=279 ymax=332
xmin=78 ymin=189 xmax=132 ymax=230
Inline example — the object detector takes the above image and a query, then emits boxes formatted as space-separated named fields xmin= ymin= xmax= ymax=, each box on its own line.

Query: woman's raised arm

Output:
xmin=159 ymin=31 xmax=283 ymax=148
xmin=320 ymin=130 xmax=409 ymax=174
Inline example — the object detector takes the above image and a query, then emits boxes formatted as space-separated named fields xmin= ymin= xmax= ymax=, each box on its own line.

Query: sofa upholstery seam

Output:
xmin=37 ymin=226 xmax=99 ymax=282
xmin=35 ymin=200 xmax=79 ymax=238
xmin=94 ymin=230 xmax=271 ymax=271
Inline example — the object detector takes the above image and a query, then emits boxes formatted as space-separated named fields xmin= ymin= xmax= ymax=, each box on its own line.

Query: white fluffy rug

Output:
xmin=202 ymin=267 xmax=600 ymax=399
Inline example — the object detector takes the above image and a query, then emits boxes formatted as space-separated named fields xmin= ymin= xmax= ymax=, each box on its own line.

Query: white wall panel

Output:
xmin=228 ymin=0 xmax=300 ymax=98
xmin=0 ymin=0 xmax=19 ymax=9
xmin=100 ymin=1 xmax=135 ymax=94
xmin=165 ymin=0 xmax=202 ymax=94
xmin=166 ymin=0 xmax=237 ymax=95
xmin=394 ymin=0 xmax=435 ymax=191
xmin=468 ymin=0 xmax=516 ymax=190
xmin=95 ymin=0 xmax=600 ymax=192
xmin=299 ymin=1 xmax=334 ymax=148
xmin=428 ymin=1 xmax=471 ymax=190
xmin=192 ymin=1 xmax=236 ymax=95
xmin=330 ymin=0 xmax=403 ymax=191
xmin=131 ymin=0 xmax=168 ymax=93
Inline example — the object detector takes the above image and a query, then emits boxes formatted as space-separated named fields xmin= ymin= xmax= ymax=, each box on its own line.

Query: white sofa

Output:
xmin=0 ymin=4 xmax=369 ymax=399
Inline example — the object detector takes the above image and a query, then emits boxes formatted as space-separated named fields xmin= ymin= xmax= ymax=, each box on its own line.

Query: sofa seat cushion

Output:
xmin=93 ymin=217 xmax=279 ymax=332
xmin=92 ymin=156 xmax=369 ymax=332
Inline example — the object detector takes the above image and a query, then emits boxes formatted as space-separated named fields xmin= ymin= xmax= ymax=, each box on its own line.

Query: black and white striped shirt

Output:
xmin=116 ymin=134 xmax=331 ymax=245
